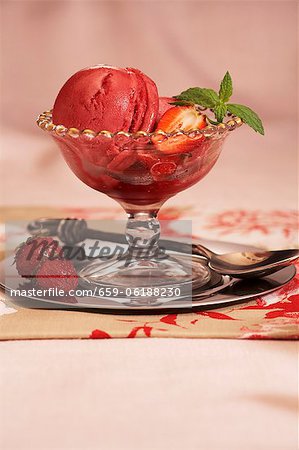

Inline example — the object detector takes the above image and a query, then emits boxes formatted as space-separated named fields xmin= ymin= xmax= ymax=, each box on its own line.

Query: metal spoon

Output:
xmin=192 ymin=243 xmax=299 ymax=279
xmin=27 ymin=218 xmax=299 ymax=279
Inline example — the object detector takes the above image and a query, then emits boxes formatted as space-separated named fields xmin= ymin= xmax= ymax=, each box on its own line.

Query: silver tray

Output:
xmin=0 ymin=237 xmax=296 ymax=313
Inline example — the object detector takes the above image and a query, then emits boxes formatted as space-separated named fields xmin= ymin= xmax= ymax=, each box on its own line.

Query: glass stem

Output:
xmin=125 ymin=212 xmax=160 ymax=259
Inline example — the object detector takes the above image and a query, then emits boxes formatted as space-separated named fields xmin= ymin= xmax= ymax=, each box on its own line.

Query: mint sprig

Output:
xmin=214 ymin=103 xmax=227 ymax=123
xmin=173 ymin=71 xmax=264 ymax=135
xmin=219 ymin=71 xmax=233 ymax=102
xmin=172 ymin=87 xmax=219 ymax=109
xmin=226 ymin=104 xmax=264 ymax=135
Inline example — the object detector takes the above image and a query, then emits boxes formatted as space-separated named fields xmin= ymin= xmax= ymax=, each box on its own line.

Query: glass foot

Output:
xmin=79 ymin=253 xmax=211 ymax=292
xmin=79 ymin=212 xmax=211 ymax=305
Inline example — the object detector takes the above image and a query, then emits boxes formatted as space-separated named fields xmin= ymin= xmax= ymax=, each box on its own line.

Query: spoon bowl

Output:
xmin=192 ymin=245 xmax=299 ymax=279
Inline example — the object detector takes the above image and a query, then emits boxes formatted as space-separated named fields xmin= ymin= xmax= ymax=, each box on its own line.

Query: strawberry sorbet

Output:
xmin=53 ymin=65 xmax=159 ymax=133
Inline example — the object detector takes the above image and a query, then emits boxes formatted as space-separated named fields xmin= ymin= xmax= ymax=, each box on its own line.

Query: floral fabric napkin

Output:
xmin=0 ymin=206 xmax=298 ymax=340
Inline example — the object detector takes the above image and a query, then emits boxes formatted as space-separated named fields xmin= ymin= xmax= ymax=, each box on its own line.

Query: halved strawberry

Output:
xmin=137 ymin=152 xmax=160 ymax=169
xmin=150 ymin=161 xmax=177 ymax=180
xmin=36 ymin=259 xmax=78 ymax=291
xmin=157 ymin=106 xmax=206 ymax=132
xmin=107 ymin=149 xmax=137 ymax=171
xmin=15 ymin=237 xmax=61 ymax=278
xmin=153 ymin=106 xmax=206 ymax=154
xmin=137 ymin=151 xmax=182 ymax=170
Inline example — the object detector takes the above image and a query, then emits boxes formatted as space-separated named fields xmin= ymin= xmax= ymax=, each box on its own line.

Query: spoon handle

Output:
xmin=192 ymin=243 xmax=214 ymax=259
xmin=27 ymin=218 xmax=208 ymax=257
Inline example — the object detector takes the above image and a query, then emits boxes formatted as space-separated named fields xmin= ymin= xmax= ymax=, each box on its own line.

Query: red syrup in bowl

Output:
xmin=54 ymin=132 xmax=225 ymax=211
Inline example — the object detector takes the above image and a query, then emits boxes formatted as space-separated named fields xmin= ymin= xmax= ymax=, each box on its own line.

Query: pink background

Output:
xmin=1 ymin=0 xmax=298 ymax=131
xmin=1 ymin=0 xmax=298 ymax=210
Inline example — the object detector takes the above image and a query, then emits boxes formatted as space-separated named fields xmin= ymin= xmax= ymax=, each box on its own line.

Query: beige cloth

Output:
xmin=1 ymin=206 xmax=298 ymax=340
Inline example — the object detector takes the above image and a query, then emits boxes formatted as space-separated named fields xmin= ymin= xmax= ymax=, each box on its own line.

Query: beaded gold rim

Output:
xmin=37 ymin=110 xmax=243 ymax=140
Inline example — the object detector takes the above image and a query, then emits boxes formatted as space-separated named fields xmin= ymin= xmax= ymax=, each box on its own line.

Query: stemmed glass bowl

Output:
xmin=37 ymin=110 xmax=242 ymax=297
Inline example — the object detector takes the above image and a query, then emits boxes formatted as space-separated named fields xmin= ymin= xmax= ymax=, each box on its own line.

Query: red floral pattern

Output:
xmin=206 ymin=210 xmax=298 ymax=238
xmin=90 ymin=329 xmax=111 ymax=339
xmin=127 ymin=326 xmax=153 ymax=338
xmin=88 ymin=261 xmax=299 ymax=340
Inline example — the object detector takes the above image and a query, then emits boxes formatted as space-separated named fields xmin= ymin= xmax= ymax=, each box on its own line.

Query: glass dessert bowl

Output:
xmin=37 ymin=111 xmax=242 ymax=295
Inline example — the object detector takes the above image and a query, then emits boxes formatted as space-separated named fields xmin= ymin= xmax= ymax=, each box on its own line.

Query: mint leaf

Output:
xmin=219 ymin=71 xmax=233 ymax=102
xmin=214 ymin=103 xmax=227 ymax=122
xmin=227 ymin=103 xmax=264 ymax=135
xmin=174 ymin=87 xmax=219 ymax=109
xmin=207 ymin=117 xmax=221 ymax=125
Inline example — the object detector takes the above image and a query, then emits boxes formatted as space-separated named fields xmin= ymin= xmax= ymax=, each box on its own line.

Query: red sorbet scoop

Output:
xmin=52 ymin=65 xmax=159 ymax=133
